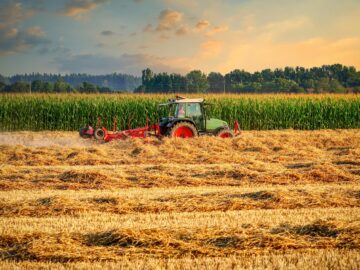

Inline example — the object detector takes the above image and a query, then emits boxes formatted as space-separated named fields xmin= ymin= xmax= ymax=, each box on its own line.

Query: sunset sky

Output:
xmin=0 ymin=0 xmax=360 ymax=76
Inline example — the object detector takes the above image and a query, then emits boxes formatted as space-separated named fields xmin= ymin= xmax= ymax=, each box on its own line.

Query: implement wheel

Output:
xmin=216 ymin=129 xmax=234 ymax=138
xmin=169 ymin=122 xmax=198 ymax=138
xmin=94 ymin=128 xmax=105 ymax=140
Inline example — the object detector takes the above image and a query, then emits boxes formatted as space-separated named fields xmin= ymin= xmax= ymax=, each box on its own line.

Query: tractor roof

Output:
xmin=159 ymin=98 xmax=204 ymax=106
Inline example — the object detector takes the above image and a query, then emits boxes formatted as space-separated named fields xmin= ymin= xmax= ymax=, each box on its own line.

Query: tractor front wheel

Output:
xmin=216 ymin=129 xmax=234 ymax=138
xmin=169 ymin=122 xmax=198 ymax=138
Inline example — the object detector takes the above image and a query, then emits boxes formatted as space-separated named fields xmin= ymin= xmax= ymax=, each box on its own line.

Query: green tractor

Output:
xmin=80 ymin=96 xmax=239 ymax=142
xmin=158 ymin=97 xmax=239 ymax=138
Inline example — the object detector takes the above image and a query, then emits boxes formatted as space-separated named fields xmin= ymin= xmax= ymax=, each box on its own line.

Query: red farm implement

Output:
xmin=80 ymin=97 xmax=240 ymax=142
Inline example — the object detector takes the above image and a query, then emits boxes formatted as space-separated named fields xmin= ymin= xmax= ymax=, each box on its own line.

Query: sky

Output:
xmin=0 ymin=0 xmax=360 ymax=76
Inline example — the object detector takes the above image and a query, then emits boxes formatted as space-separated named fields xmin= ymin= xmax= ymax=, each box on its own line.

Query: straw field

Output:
xmin=0 ymin=129 xmax=359 ymax=269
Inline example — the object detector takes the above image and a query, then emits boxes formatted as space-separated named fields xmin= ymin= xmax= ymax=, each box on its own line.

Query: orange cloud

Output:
xmin=196 ymin=20 xmax=210 ymax=30
xmin=156 ymin=9 xmax=183 ymax=31
xmin=0 ymin=2 xmax=34 ymax=27
xmin=206 ymin=25 xmax=229 ymax=36
xmin=176 ymin=25 xmax=190 ymax=36
xmin=63 ymin=0 xmax=109 ymax=18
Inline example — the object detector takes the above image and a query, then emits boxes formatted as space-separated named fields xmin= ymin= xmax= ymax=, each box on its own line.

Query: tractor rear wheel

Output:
xmin=169 ymin=122 xmax=198 ymax=138
xmin=94 ymin=128 xmax=105 ymax=140
xmin=216 ymin=128 xmax=234 ymax=138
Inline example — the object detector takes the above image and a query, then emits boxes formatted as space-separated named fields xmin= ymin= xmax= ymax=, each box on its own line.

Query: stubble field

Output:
xmin=0 ymin=129 xmax=359 ymax=269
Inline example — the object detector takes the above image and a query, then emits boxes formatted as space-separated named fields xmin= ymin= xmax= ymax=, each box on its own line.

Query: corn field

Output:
xmin=0 ymin=94 xmax=359 ymax=131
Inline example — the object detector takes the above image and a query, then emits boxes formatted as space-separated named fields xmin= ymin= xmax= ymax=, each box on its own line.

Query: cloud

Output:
xmin=143 ymin=9 xmax=185 ymax=36
xmin=156 ymin=9 xmax=183 ymax=31
xmin=55 ymin=53 xmax=186 ymax=75
xmin=176 ymin=25 xmax=190 ymax=36
xmin=0 ymin=26 xmax=50 ymax=55
xmin=0 ymin=1 xmax=51 ymax=55
xmin=206 ymin=25 xmax=229 ymax=36
xmin=196 ymin=20 xmax=210 ymax=30
xmin=101 ymin=30 xmax=115 ymax=36
xmin=144 ymin=9 xmax=226 ymax=39
xmin=62 ymin=0 xmax=109 ymax=18
xmin=0 ymin=2 xmax=34 ymax=28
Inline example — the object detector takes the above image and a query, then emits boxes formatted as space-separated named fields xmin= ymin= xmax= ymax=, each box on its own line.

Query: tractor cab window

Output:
xmin=186 ymin=103 xmax=202 ymax=118
xmin=171 ymin=102 xmax=202 ymax=118
xmin=168 ymin=104 xmax=177 ymax=117
xmin=176 ymin=103 xmax=186 ymax=118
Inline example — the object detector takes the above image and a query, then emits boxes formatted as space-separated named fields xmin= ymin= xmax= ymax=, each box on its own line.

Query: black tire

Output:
xmin=216 ymin=128 xmax=234 ymax=138
xmin=94 ymin=128 xmax=105 ymax=140
xmin=79 ymin=127 xmax=91 ymax=138
xmin=168 ymin=122 xmax=198 ymax=138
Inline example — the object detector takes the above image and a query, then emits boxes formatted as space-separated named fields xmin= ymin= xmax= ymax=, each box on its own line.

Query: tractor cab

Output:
xmin=158 ymin=97 xmax=234 ymax=138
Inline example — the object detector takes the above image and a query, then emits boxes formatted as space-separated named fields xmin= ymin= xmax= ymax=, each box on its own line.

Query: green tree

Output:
xmin=31 ymin=80 xmax=44 ymax=92
xmin=43 ymin=82 xmax=54 ymax=93
xmin=142 ymin=68 xmax=154 ymax=91
xmin=79 ymin=82 xmax=98 ymax=93
xmin=186 ymin=70 xmax=209 ymax=93
xmin=134 ymin=85 xmax=145 ymax=93
xmin=9 ymin=81 xmax=30 ymax=93
xmin=207 ymin=72 xmax=224 ymax=93
xmin=329 ymin=79 xmax=346 ymax=93
xmin=261 ymin=69 xmax=275 ymax=82
xmin=0 ymin=81 xmax=6 ymax=92
xmin=54 ymin=79 xmax=73 ymax=93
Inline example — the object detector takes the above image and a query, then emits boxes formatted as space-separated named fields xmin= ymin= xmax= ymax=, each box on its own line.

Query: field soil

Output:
xmin=0 ymin=129 xmax=359 ymax=269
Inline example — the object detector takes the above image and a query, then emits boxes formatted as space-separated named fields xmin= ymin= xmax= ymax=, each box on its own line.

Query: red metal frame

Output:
xmin=102 ymin=122 xmax=161 ymax=142
xmin=234 ymin=120 xmax=241 ymax=136
xmin=87 ymin=117 xmax=240 ymax=142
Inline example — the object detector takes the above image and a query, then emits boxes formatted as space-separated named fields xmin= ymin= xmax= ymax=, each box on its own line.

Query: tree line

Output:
xmin=136 ymin=64 xmax=360 ymax=93
xmin=0 ymin=79 xmax=115 ymax=93
xmin=0 ymin=73 xmax=141 ymax=92
xmin=1 ymin=64 xmax=360 ymax=93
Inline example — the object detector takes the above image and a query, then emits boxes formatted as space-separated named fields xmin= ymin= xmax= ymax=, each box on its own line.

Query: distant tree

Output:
xmin=314 ymin=78 xmax=331 ymax=93
xmin=207 ymin=72 xmax=224 ymax=93
xmin=134 ymin=85 xmax=145 ymax=93
xmin=329 ymin=79 xmax=346 ymax=93
xmin=261 ymin=69 xmax=275 ymax=82
xmin=347 ymin=71 xmax=360 ymax=87
xmin=9 ymin=81 xmax=30 ymax=93
xmin=0 ymin=81 xmax=6 ymax=92
xmin=79 ymin=82 xmax=98 ymax=93
xmin=170 ymin=73 xmax=185 ymax=93
xmin=0 ymin=74 xmax=9 ymax=84
xmin=31 ymin=80 xmax=44 ymax=92
xmin=142 ymin=68 xmax=153 ymax=91
xmin=43 ymin=82 xmax=54 ymax=93
xmin=54 ymin=79 xmax=73 ymax=93
xmin=186 ymin=70 xmax=209 ymax=93
xmin=2 ymin=64 xmax=358 ymax=94
xmin=6 ymin=72 xmax=141 ymax=92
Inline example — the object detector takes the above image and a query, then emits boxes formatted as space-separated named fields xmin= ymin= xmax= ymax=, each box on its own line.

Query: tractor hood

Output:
xmin=206 ymin=118 xmax=228 ymax=131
